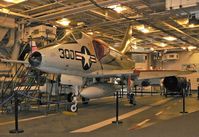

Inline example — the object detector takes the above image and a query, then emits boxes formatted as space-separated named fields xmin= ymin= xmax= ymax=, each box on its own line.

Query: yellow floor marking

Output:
xmin=128 ymin=119 xmax=151 ymax=130
xmin=0 ymin=114 xmax=55 ymax=126
xmin=63 ymin=111 xmax=77 ymax=116
xmin=71 ymin=98 xmax=171 ymax=133
xmin=155 ymin=111 xmax=163 ymax=116
xmin=137 ymin=119 xmax=150 ymax=127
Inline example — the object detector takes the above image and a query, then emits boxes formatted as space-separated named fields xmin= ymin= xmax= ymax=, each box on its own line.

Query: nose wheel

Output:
xmin=66 ymin=86 xmax=79 ymax=112
xmin=67 ymin=103 xmax=78 ymax=112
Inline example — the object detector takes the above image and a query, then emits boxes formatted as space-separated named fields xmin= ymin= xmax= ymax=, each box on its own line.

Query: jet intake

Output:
xmin=29 ymin=51 xmax=42 ymax=67
xmin=163 ymin=76 xmax=187 ymax=91
xmin=80 ymin=83 xmax=115 ymax=99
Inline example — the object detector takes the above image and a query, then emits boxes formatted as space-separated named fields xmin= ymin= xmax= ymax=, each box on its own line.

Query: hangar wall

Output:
xmin=162 ymin=51 xmax=199 ymax=90
xmin=131 ymin=54 xmax=149 ymax=70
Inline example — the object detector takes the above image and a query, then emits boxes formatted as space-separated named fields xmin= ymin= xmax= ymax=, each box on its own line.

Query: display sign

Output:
xmin=166 ymin=0 xmax=197 ymax=10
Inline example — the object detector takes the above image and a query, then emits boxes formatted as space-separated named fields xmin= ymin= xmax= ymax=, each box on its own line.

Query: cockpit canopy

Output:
xmin=57 ymin=30 xmax=83 ymax=44
xmin=57 ymin=30 xmax=110 ymax=61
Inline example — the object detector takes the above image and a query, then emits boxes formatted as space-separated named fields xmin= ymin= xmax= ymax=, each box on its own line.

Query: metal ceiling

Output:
xmin=0 ymin=0 xmax=199 ymax=52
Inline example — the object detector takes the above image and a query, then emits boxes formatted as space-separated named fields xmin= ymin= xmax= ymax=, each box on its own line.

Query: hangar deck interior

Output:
xmin=0 ymin=0 xmax=199 ymax=137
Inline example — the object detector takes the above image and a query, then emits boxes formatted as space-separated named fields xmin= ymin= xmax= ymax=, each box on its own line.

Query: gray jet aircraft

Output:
xmin=0 ymin=26 xmax=193 ymax=112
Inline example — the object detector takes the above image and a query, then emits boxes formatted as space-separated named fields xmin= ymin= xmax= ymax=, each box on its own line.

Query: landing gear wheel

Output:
xmin=128 ymin=93 xmax=136 ymax=106
xmin=129 ymin=99 xmax=136 ymax=106
xmin=67 ymin=103 xmax=78 ymax=112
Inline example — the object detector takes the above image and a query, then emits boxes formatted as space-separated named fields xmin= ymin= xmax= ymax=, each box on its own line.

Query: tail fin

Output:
xmin=30 ymin=41 xmax=38 ymax=53
xmin=119 ymin=25 xmax=133 ymax=54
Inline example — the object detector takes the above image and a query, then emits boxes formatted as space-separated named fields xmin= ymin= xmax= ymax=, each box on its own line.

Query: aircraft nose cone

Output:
xmin=28 ymin=51 xmax=42 ymax=67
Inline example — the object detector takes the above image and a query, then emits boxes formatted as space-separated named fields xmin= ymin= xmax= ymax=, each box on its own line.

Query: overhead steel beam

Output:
xmin=30 ymin=0 xmax=138 ymax=21
xmin=0 ymin=10 xmax=32 ymax=19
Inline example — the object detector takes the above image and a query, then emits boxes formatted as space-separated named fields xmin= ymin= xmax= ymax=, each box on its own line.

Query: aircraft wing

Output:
xmin=136 ymin=70 xmax=194 ymax=80
xmin=85 ymin=69 xmax=195 ymax=79
xmin=0 ymin=59 xmax=29 ymax=64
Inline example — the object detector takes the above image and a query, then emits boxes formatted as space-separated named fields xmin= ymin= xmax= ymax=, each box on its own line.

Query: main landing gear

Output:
xmin=128 ymin=93 xmax=136 ymax=106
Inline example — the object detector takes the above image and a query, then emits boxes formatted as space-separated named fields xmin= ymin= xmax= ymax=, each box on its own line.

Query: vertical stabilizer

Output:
xmin=119 ymin=25 xmax=133 ymax=54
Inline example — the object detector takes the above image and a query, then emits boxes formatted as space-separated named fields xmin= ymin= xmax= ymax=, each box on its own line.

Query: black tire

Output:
xmin=67 ymin=103 xmax=78 ymax=112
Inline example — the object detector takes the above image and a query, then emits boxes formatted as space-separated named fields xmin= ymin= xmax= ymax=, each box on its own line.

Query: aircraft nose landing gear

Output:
xmin=66 ymin=86 xmax=79 ymax=112
xmin=66 ymin=95 xmax=78 ymax=112
xmin=67 ymin=102 xmax=78 ymax=112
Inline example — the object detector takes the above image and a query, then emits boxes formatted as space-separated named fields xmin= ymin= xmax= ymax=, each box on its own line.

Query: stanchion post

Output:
xmin=9 ymin=92 xmax=24 ymax=134
xmin=197 ymin=85 xmax=199 ymax=100
xmin=112 ymin=91 xmax=122 ymax=125
xmin=180 ymin=89 xmax=188 ymax=114
xmin=121 ymin=83 xmax=124 ymax=98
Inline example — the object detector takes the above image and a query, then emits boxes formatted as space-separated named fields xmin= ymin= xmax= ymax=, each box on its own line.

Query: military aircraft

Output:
xmin=0 ymin=26 xmax=193 ymax=112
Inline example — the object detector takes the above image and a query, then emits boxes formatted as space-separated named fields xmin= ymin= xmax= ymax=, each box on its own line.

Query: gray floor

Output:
xmin=0 ymin=93 xmax=199 ymax=137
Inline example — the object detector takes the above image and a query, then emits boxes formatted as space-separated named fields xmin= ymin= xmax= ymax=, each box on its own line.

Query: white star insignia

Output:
xmin=82 ymin=48 xmax=91 ymax=67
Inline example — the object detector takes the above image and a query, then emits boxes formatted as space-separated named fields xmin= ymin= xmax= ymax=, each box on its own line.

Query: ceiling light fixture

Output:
xmin=86 ymin=32 xmax=94 ymax=35
xmin=181 ymin=47 xmax=187 ymax=50
xmin=150 ymin=47 xmax=154 ymax=51
xmin=154 ymin=42 xmax=167 ymax=47
xmin=56 ymin=18 xmax=71 ymax=27
xmin=136 ymin=25 xmax=150 ymax=33
xmin=188 ymin=24 xmax=196 ymax=28
xmin=3 ymin=0 xmax=25 ymax=4
xmin=0 ymin=8 xmax=10 ymax=14
xmin=108 ymin=4 xmax=127 ymax=13
xmin=188 ymin=46 xmax=197 ymax=51
xmin=176 ymin=18 xmax=189 ymax=25
xmin=159 ymin=43 xmax=167 ymax=47
xmin=163 ymin=36 xmax=177 ymax=41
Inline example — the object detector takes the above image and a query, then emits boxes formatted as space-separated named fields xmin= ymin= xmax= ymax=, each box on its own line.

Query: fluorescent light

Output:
xmin=188 ymin=24 xmax=196 ymax=28
xmin=176 ymin=18 xmax=189 ymax=25
xmin=56 ymin=18 xmax=71 ymax=26
xmin=87 ymin=32 xmax=94 ymax=35
xmin=108 ymin=4 xmax=127 ymax=13
xmin=3 ymin=0 xmax=25 ymax=3
xmin=188 ymin=46 xmax=197 ymax=51
xmin=159 ymin=43 xmax=167 ymax=47
xmin=150 ymin=47 xmax=154 ymax=51
xmin=181 ymin=46 xmax=187 ymax=50
xmin=136 ymin=25 xmax=150 ymax=33
xmin=94 ymin=31 xmax=100 ymax=34
xmin=176 ymin=18 xmax=199 ymax=28
xmin=0 ymin=8 xmax=10 ymax=14
xmin=163 ymin=36 xmax=177 ymax=41
xmin=154 ymin=42 xmax=167 ymax=47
